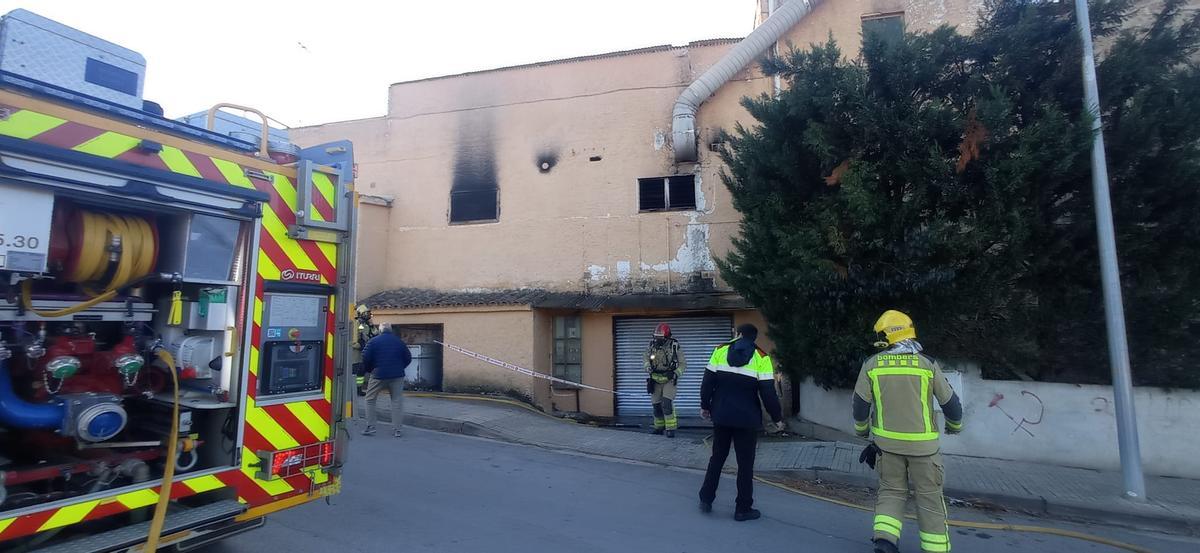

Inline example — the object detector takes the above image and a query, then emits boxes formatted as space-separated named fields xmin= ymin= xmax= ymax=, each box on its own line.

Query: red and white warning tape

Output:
xmin=435 ymin=340 xmax=640 ymax=396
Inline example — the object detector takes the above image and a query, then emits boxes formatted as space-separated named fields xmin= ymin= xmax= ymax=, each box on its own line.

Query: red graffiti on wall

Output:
xmin=989 ymin=391 xmax=1044 ymax=437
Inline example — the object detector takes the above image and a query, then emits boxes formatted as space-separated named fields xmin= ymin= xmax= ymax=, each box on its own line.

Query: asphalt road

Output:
xmin=200 ymin=428 xmax=1194 ymax=553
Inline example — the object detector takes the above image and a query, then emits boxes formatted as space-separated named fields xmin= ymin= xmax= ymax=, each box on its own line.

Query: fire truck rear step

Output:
xmin=36 ymin=499 xmax=245 ymax=553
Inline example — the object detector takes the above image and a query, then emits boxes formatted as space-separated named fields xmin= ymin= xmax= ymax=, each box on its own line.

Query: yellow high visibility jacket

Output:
xmin=853 ymin=350 xmax=963 ymax=456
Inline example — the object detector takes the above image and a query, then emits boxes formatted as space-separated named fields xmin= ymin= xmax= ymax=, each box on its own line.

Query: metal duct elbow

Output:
xmin=0 ymin=357 xmax=65 ymax=430
xmin=671 ymin=0 xmax=820 ymax=163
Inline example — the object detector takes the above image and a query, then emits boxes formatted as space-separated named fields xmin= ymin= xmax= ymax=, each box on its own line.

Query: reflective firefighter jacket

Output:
xmin=701 ymin=340 xmax=783 ymax=429
xmin=852 ymin=350 xmax=963 ymax=456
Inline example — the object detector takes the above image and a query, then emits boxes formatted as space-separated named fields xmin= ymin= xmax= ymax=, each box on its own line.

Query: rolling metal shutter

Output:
xmin=614 ymin=316 xmax=732 ymax=416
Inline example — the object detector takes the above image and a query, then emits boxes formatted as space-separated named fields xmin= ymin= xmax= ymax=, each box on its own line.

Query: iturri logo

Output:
xmin=281 ymin=268 xmax=322 ymax=283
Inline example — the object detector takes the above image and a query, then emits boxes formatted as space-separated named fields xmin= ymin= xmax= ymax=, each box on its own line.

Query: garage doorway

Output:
xmin=613 ymin=316 xmax=732 ymax=416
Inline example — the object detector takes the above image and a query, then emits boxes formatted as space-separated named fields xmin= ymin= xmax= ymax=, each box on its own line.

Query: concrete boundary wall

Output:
xmin=798 ymin=365 xmax=1200 ymax=479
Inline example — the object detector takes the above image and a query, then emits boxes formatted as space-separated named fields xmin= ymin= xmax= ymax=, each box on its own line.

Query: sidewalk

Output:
xmin=368 ymin=394 xmax=1200 ymax=533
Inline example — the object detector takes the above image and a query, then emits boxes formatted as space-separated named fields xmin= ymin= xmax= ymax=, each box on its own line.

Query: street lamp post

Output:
xmin=1073 ymin=0 xmax=1146 ymax=500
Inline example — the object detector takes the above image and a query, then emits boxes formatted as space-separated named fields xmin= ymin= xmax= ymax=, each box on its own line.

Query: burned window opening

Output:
xmin=862 ymin=12 xmax=904 ymax=46
xmin=450 ymin=145 xmax=499 ymax=223
xmin=638 ymin=175 xmax=696 ymax=212
xmin=450 ymin=188 xmax=498 ymax=223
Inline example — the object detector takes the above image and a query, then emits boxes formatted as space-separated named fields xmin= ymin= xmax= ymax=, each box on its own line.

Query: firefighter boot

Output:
xmin=873 ymin=539 xmax=900 ymax=553
xmin=651 ymin=402 xmax=666 ymax=435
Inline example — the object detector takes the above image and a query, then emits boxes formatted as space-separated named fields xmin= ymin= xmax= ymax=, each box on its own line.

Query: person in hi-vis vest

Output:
xmin=853 ymin=310 xmax=963 ymax=553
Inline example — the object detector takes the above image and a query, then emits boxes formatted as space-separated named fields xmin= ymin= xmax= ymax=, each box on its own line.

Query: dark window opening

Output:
xmin=668 ymin=176 xmax=697 ymax=210
xmin=638 ymin=175 xmax=696 ymax=212
xmin=450 ymin=188 xmax=498 ymax=223
xmin=638 ymin=178 xmax=667 ymax=211
xmin=553 ymin=316 xmax=582 ymax=383
xmin=862 ymin=13 xmax=904 ymax=45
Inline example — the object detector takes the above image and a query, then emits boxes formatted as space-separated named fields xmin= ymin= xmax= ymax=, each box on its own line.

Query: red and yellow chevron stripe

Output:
xmin=0 ymin=89 xmax=344 ymax=542
xmin=0 ymin=473 xmax=231 ymax=541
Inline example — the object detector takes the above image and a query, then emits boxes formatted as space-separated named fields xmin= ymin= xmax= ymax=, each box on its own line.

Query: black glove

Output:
xmin=858 ymin=442 xmax=881 ymax=470
xmin=646 ymin=378 xmax=655 ymax=395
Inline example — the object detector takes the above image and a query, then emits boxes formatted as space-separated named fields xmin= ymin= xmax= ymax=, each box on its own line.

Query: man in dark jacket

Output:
xmin=698 ymin=323 xmax=784 ymax=521
xmin=362 ymin=324 xmax=413 ymax=437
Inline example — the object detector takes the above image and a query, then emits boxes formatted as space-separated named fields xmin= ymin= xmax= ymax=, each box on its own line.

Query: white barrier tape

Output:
xmin=435 ymin=340 xmax=641 ymax=397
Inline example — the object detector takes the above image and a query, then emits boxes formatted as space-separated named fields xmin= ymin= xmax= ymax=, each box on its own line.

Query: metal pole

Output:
xmin=1074 ymin=0 xmax=1146 ymax=500
xmin=769 ymin=0 xmax=782 ymax=98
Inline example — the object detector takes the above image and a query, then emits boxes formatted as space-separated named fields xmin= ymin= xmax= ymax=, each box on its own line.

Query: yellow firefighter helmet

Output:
xmin=874 ymin=310 xmax=916 ymax=345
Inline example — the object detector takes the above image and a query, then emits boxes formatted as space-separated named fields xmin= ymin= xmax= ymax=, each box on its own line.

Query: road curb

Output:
xmin=367 ymin=409 xmax=511 ymax=442
xmin=798 ymin=466 xmax=1196 ymax=535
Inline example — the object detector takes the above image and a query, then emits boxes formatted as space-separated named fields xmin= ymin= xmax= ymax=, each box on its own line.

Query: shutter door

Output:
xmin=614 ymin=316 xmax=733 ymax=416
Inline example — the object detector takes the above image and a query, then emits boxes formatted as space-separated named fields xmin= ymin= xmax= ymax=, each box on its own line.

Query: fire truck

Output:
xmin=0 ymin=9 xmax=356 ymax=552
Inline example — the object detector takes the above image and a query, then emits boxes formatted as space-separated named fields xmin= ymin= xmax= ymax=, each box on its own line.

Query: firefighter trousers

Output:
xmin=651 ymin=379 xmax=677 ymax=430
xmin=874 ymin=450 xmax=951 ymax=552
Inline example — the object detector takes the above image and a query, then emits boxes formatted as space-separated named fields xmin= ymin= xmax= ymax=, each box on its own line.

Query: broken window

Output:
xmin=638 ymin=175 xmax=697 ymax=212
xmin=553 ymin=316 xmax=582 ymax=383
xmin=449 ymin=188 xmax=498 ymax=223
xmin=862 ymin=13 xmax=904 ymax=46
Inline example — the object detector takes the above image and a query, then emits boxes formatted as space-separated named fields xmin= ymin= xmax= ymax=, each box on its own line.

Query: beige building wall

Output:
xmin=762 ymin=0 xmax=985 ymax=54
xmin=308 ymin=39 xmax=760 ymax=294
xmin=531 ymin=309 xmax=555 ymax=410
xmin=372 ymin=308 xmax=541 ymax=403
xmin=354 ymin=200 xmax=391 ymax=299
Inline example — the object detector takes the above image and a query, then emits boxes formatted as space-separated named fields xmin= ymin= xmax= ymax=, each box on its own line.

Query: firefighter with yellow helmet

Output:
xmin=352 ymin=305 xmax=378 ymax=395
xmin=644 ymin=323 xmax=686 ymax=437
xmin=853 ymin=310 xmax=963 ymax=553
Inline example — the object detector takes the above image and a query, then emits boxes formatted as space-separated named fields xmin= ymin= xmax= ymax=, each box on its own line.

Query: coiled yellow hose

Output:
xmin=68 ymin=211 xmax=156 ymax=295
xmin=20 ymin=210 xmax=157 ymax=318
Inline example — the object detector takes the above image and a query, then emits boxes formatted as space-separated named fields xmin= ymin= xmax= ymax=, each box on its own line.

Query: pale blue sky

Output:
xmin=1 ymin=1 xmax=754 ymax=127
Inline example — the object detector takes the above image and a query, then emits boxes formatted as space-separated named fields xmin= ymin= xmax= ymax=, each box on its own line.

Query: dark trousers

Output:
xmin=699 ymin=425 xmax=758 ymax=512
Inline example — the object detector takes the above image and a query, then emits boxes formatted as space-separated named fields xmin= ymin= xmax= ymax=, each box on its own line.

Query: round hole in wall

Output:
xmin=536 ymin=150 xmax=559 ymax=174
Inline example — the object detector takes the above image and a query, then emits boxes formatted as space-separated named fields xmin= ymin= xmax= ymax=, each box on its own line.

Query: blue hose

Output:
xmin=0 ymin=358 xmax=65 ymax=430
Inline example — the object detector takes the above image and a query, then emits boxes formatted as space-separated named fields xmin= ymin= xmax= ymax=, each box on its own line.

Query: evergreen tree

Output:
xmin=719 ymin=0 xmax=1200 ymax=388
